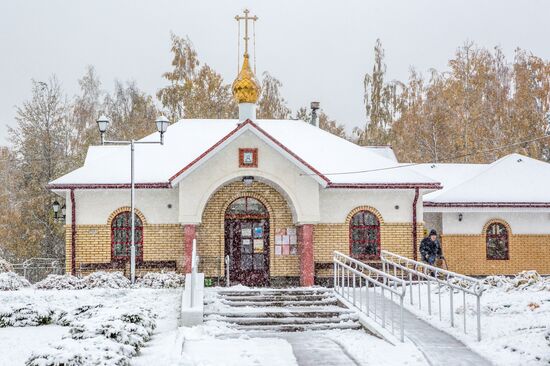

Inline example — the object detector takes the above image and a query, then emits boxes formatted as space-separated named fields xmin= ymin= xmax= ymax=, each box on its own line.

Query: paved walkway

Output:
xmin=355 ymin=290 xmax=493 ymax=366
xmin=269 ymin=333 xmax=360 ymax=366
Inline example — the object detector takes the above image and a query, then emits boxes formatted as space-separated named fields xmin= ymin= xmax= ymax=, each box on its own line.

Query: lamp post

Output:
xmin=96 ymin=115 xmax=170 ymax=284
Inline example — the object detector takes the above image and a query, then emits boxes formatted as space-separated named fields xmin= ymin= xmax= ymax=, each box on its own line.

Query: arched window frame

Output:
xmin=485 ymin=221 xmax=509 ymax=260
xmin=225 ymin=196 xmax=269 ymax=219
xmin=111 ymin=211 xmax=144 ymax=262
xmin=349 ymin=210 xmax=381 ymax=260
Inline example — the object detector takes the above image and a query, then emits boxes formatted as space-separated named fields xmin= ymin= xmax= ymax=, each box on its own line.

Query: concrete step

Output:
xmin=217 ymin=289 xmax=332 ymax=297
xmin=205 ymin=314 xmax=357 ymax=325
xmin=219 ymin=298 xmax=339 ymax=307
xmin=218 ymin=294 xmax=333 ymax=302
xmin=230 ymin=321 xmax=363 ymax=332
xmin=204 ymin=308 xmax=354 ymax=318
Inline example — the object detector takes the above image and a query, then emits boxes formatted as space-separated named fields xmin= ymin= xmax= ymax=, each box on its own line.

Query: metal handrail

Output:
xmin=333 ymin=251 xmax=406 ymax=342
xmin=380 ymin=250 xmax=485 ymax=341
xmin=224 ymin=255 xmax=230 ymax=287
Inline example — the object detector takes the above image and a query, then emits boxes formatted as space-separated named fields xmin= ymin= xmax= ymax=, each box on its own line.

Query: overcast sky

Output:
xmin=1 ymin=0 xmax=549 ymax=145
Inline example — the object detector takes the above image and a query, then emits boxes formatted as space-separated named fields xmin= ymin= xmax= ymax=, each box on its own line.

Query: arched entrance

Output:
xmin=224 ymin=197 xmax=270 ymax=286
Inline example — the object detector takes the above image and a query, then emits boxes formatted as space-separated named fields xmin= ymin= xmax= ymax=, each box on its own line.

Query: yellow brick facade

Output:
xmin=196 ymin=180 xmax=299 ymax=279
xmin=65 ymin=206 xmax=184 ymax=276
xmin=65 ymin=187 xmax=425 ymax=281
xmin=441 ymin=234 xmax=550 ymax=275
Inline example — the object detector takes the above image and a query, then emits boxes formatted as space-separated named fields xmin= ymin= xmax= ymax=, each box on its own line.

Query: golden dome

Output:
xmin=232 ymin=53 xmax=260 ymax=104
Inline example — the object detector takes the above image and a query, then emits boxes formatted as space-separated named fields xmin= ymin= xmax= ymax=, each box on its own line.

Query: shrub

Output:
xmin=0 ymin=271 xmax=31 ymax=291
xmin=35 ymin=274 xmax=82 ymax=290
xmin=79 ymin=271 xmax=131 ymax=289
xmin=136 ymin=271 xmax=185 ymax=289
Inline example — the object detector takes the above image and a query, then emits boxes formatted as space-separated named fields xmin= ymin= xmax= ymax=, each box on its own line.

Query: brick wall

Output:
xmin=197 ymin=180 xmax=299 ymax=278
xmin=65 ymin=188 xmax=425 ymax=281
xmin=65 ymin=207 xmax=184 ymax=275
xmin=442 ymin=234 xmax=550 ymax=275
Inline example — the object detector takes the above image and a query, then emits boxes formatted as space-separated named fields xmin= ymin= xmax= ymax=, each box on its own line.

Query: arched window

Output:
xmin=225 ymin=197 xmax=268 ymax=219
xmin=349 ymin=210 xmax=380 ymax=259
xmin=111 ymin=212 xmax=143 ymax=262
xmin=486 ymin=222 xmax=509 ymax=260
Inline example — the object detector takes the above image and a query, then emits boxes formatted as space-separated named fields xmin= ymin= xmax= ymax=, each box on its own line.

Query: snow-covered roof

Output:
xmin=414 ymin=154 xmax=550 ymax=207
xmin=362 ymin=146 xmax=398 ymax=162
xmin=48 ymin=119 xmax=440 ymax=189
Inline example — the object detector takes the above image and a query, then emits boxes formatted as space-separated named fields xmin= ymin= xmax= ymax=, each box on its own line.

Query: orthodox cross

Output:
xmin=235 ymin=9 xmax=258 ymax=56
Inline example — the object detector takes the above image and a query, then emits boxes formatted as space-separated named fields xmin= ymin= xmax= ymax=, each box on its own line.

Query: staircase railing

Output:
xmin=380 ymin=250 xmax=485 ymax=341
xmin=333 ymin=251 xmax=406 ymax=342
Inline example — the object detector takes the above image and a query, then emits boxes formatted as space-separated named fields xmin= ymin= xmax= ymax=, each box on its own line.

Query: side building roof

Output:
xmin=413 ymin=154 xmax=550 ymax=208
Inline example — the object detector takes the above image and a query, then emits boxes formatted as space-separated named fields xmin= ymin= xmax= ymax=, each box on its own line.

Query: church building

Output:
xmin=48 ymin=12 xmax=550 ymax=285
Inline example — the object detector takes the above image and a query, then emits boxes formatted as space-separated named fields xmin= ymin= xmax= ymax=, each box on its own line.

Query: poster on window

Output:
xmin=254 ymin=226 xmax=263 ymax=239
xmin=241 ymin=228 xmax=252 ymax=237
xmin=282 ymin=244 xmax=290 ymax=255
xmin=275 ymin=245 xmax=282 ymax=256
xmin=253 ymin=239 xmax=264 ymax=253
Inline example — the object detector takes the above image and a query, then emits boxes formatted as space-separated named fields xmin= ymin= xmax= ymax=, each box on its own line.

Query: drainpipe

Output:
xmin=412 ymin=188 xmax=419 ymax=260
xmin=70 ymin=189 xmax=76 ymax=276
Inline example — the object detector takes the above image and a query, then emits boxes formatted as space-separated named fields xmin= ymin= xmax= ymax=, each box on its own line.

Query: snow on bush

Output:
xmin=136 ymin=271 xmax=185 ymax=289
xmin=25 ymin=306 xmax=156 ymax=366
xmin=0 ymin=304 xmax=57 ymax=327
xmin=26 ymin=336 xmax=135 ymax=366
xmin=481 ymin=270 xmax=550 ymax=292
xmin=0 ymin=271 xmax=31 ymax=290
xmin=35 ymin=274 xmax=82 ymax=290
xmin=79 ymin=271 xmax=131 ymax=289
xmin=0 ymin=257 xmax=13 ymax=272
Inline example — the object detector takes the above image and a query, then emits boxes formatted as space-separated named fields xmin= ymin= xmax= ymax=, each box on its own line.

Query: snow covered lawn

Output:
xmin=405 ymin=273 xmax=550 ymax=366
xmin=0 ymin=288 xmax=181 ymax=365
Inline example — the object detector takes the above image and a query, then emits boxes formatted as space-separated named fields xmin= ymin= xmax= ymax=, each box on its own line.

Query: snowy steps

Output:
xmin=205 ymin=288 xmax=363 ymax=333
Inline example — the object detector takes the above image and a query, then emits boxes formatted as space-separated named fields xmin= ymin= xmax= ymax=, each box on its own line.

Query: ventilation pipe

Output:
xmin=310 ymin=101 xmax=320 ymax=127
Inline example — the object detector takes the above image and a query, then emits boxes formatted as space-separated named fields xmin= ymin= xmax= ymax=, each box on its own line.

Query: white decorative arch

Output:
xmin=194 ymin=171 xmax=303 ymax=223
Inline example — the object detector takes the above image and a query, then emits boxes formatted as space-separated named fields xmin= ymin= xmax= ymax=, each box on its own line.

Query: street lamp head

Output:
xmin=155 ymin=115 xmax=170 ymax=134
xmin=96 ymin=115 xmax=110 ymax=133
xmin=61 ymin=204 xmax=66 ymax=217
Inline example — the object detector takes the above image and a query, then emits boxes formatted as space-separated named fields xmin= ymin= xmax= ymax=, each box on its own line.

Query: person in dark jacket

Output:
xmin=420 ymin=229 xmax=443 ymax=266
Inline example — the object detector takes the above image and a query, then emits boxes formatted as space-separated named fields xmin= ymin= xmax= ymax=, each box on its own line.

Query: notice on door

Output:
xmin=253 ymin=239 xmax=264 ymax=253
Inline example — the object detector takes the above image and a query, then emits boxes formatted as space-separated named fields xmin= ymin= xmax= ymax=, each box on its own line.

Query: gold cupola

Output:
xmin=232 ymin=53 xmax=260 ymax=104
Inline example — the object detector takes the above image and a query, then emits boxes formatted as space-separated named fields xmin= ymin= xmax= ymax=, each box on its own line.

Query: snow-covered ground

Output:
xmin=0 ymin=283 xmax=429 ymax=365
xmin=0 ymin=287 xmax=181 ymax=365
xmin=404 ymin=274 xmax=550 ymax=366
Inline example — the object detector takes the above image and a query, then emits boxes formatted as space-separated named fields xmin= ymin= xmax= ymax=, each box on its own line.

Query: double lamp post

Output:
xmin=95 ymin=115 xmax=170 ymax=284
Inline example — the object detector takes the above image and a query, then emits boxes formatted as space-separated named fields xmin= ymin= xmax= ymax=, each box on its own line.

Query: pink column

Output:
xmin=299 ymin=224 xmax=314 ymax=287
xmin=183 ymin=224 xmax=196 ymax=274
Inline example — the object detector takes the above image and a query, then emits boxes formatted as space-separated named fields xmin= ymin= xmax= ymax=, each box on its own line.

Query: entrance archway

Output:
xmin=224 ymin=197 xmax=270 ymax=286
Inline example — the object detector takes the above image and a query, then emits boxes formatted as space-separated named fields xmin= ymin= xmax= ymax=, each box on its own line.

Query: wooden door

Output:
xmin=224 ymin=197 xmax=270 ymax=286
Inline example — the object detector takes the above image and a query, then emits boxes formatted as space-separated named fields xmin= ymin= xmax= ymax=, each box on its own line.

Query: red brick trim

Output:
xmin=248 ymin=120 xmax=331 ymax=184
xmin=412 ymin=187 xmax=420 ymax=261
xmin=169 ymin=121 xmax=248 ymax=182
xmin=425 ymin=202 xmax=550 ymax=208
xmin=70 ymin=189 xmax=76 ymax=276
xmin=298 ymin=224 xmax=314 ymax=286
xmin=47 ymin=183 xmax=171 ymax=190
xmin=239 ymin=148 xmax=258 ymax=168
xmin=328 ymin=183 xmax=442 ymax=189
xmin=183 ymin=224 xmax=196 ymax=274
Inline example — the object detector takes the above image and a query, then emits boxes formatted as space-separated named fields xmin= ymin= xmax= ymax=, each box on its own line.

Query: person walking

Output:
xmin=420 ymin=229 xmax=443 ymax=267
